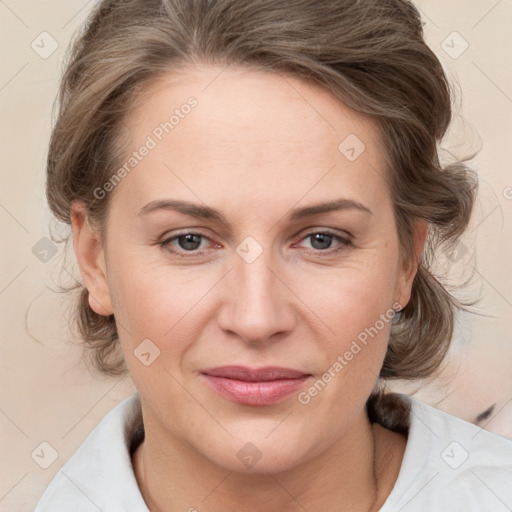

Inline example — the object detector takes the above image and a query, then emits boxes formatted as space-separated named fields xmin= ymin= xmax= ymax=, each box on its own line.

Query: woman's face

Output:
xmin=430 ymin=343 xmax=512 ymax=439
xmin=75 ymin=64 xmax=424 ymax=473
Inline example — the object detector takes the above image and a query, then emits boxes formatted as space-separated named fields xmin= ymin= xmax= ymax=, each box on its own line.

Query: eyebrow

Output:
xmin=137 ymin=198 xmax=373 ymax=225
xmin=475 ymin=404 xmax=496 ymax=423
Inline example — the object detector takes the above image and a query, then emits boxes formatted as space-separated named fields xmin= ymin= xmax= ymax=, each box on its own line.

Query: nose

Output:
xmin=216 ymin=249 xmax=297 ymax=345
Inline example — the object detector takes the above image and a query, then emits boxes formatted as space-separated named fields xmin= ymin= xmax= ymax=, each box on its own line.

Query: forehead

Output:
xmin=114 ymin=64 xmax=389 ymax=211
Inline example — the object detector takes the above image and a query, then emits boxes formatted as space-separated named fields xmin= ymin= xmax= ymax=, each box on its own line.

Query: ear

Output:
xmin=70 ymin=201 xmax=113 ymax=316
xmin=394 ymin=218 xmax=429 ymax=309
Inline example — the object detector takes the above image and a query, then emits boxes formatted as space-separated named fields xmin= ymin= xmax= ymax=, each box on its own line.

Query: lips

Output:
xmin=201 ymin=365 xmax=309 ymax=381
xmin=200 ymin=366 xmax=312 ymax=406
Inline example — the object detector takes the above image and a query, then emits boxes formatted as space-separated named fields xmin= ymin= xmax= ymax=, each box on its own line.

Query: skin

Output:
xmin=71 ymin=64 xmax=428 ymax=511
xmin=438 ymin=350 xmax=512 ymax=438
xmin=390 ymin=339 xmax=512 ymax=439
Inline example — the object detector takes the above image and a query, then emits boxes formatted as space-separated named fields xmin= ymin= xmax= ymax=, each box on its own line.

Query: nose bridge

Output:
xmin=218 ymin=242 xmax=295 ymax=343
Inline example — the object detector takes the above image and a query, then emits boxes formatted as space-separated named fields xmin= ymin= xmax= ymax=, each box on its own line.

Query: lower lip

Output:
xmin=202 ymin=374 xmax=312 ymax=406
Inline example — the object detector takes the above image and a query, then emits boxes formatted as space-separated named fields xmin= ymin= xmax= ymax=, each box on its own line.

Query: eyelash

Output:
xmin=158 ymin=229 xmax=353 ymax=258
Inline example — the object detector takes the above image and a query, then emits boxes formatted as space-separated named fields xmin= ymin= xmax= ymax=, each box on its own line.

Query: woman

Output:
xmin=390 ymin=319 xmax=512 ymax=439
xmin=34 ymin=0 xmax=512 ymax=510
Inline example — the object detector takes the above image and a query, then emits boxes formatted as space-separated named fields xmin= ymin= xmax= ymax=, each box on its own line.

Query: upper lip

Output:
xmin=201 ymin=366 xmax=311 ymax=382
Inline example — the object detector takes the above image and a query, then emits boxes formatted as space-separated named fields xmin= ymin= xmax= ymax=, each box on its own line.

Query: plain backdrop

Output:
xmin=1 ymin=1 xmax=511 ymax=510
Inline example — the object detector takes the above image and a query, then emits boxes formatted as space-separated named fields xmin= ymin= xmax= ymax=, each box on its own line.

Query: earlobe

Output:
xmin=70 ymin=201 xmax=113 ymax=317
xmin=395 ymin=219 xmax=429 ymax=308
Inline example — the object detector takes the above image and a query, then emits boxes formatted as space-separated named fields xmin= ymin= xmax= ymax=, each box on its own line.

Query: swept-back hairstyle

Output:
xmin=46 ymin=0 xmax=478 ymax=430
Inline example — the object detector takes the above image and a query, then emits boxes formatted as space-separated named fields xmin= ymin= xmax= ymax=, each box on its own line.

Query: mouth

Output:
xmin=200 ymin=366 xmax=313 ymax=406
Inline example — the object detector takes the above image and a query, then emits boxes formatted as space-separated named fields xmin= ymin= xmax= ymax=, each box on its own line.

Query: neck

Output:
xmin=132 ymin=405 xmax=406 ymax=512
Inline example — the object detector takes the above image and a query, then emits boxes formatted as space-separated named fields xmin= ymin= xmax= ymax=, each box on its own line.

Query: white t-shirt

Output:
xmin=33 ymin=392 xmax=512 ymax=511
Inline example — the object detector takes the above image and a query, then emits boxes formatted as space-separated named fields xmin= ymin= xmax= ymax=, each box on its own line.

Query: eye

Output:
xmin=158 ymin=229 xmax=352 ymax=258
xmin=159 ymin=232 xmax=216 ymax=257
xmin=475 ymin=404 xmax=496 ymax=424
xmin=293 ymin=230 xmax=352 ymax=255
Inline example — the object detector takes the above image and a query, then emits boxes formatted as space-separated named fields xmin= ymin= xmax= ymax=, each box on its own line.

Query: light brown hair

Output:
xmin=46 ymin=0 xmax=478 ymax=431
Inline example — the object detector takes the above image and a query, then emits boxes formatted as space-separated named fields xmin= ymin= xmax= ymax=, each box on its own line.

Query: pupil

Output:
xmin=179 ymin=234 xmax=201 ymax=250
xmin=312 ymin=233 xmax=331 ymax=250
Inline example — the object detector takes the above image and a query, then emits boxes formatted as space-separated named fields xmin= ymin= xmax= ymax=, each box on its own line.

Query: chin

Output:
xmin=201 ymin=434 xmax=310 ymax=475
xmin=225 ymin=450 xmax=305 ymax=475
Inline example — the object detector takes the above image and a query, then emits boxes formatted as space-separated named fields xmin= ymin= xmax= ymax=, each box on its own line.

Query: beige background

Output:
xmin=1 ymin=1 xmax=511 ymax=510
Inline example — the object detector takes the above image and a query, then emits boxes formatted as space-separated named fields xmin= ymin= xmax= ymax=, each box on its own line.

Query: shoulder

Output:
xmin=379 ymin=393 xmax=512 ymax=511
xmin=33 ymin=393 xmax=149 ymax=512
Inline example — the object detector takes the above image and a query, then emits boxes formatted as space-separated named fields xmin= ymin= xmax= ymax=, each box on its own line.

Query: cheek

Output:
xmin=322 ymin=292 xmax=393 ymax=379
xmin=304 ymin=258 xmax=399 ymax=389
xmin=307 ymin=255 xmax=399 ymax=341
xmin=109 ymin=258 xmax=217 ymax=339
xmin=109 ymin=266 xmax=206 ymax=395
